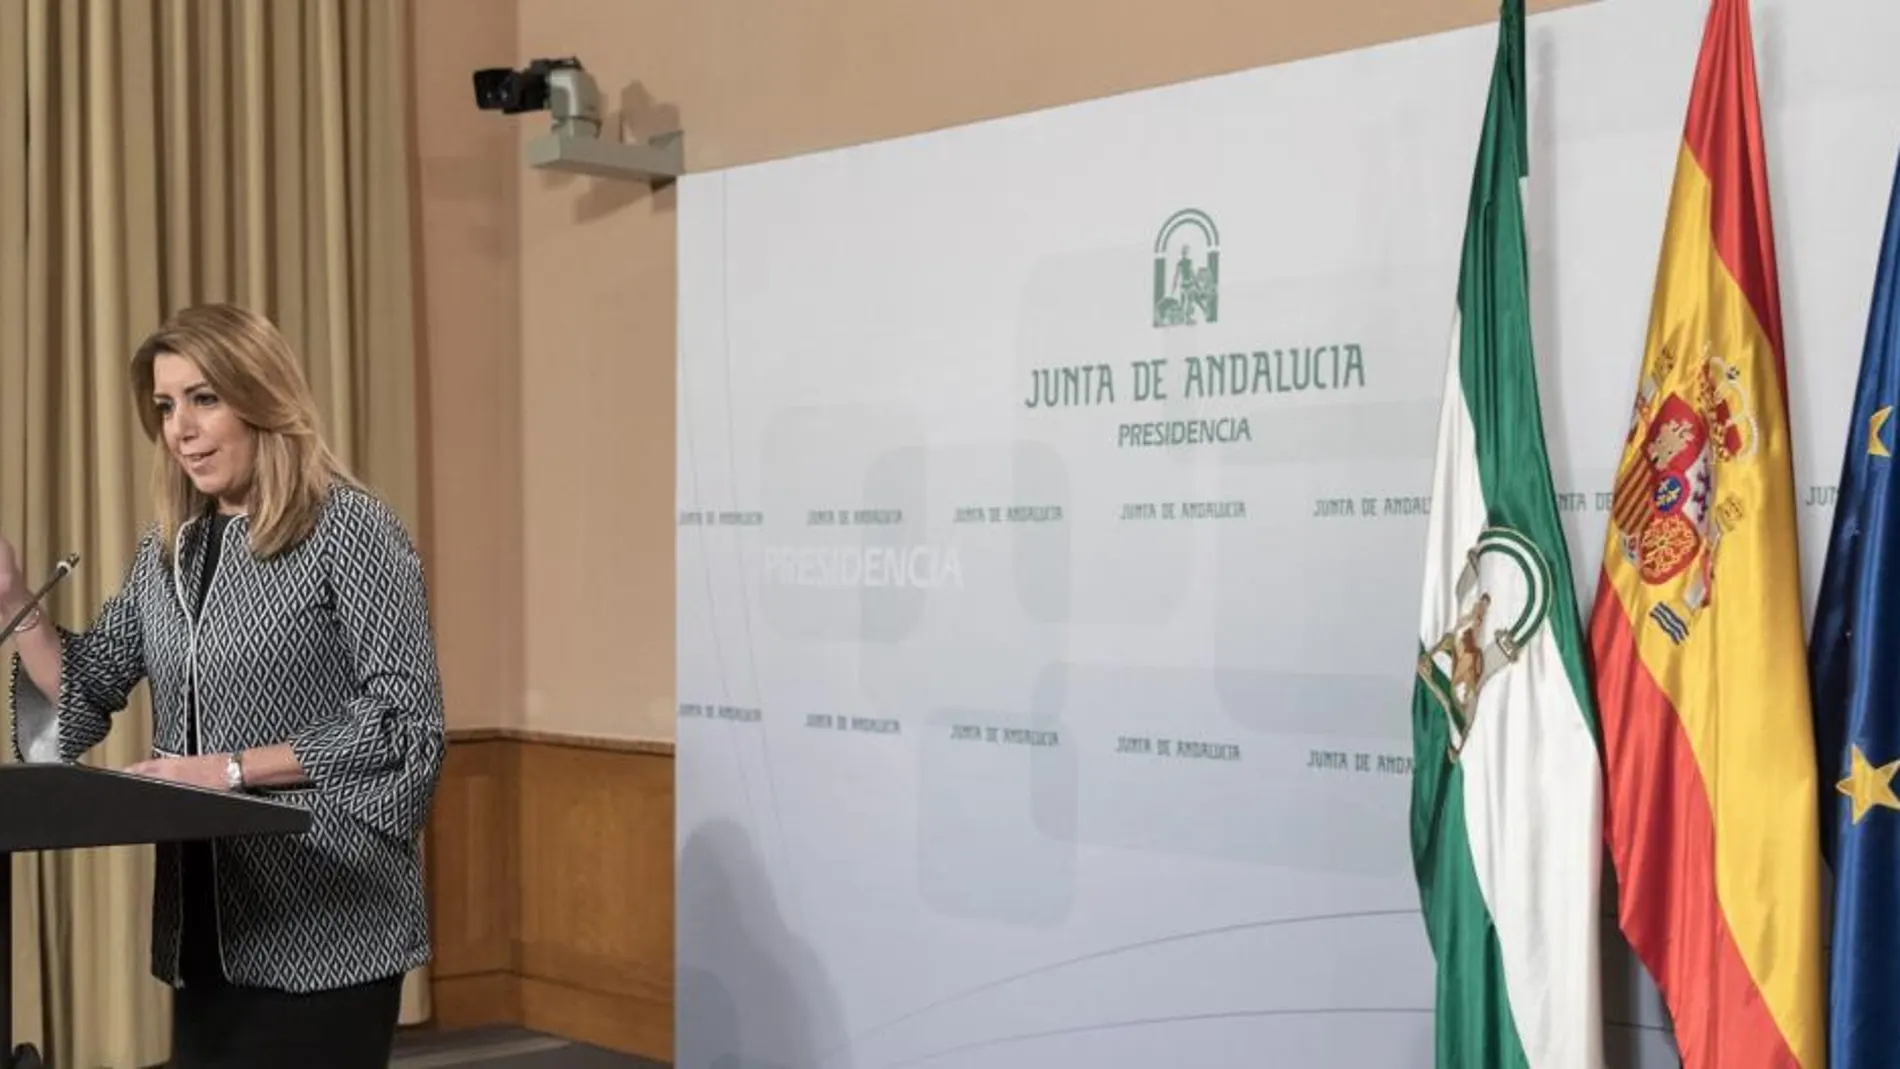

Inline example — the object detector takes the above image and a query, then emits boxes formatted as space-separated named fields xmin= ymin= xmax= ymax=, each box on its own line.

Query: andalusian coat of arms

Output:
xmin=1418 ymin=527 xmax=1554 ymax=762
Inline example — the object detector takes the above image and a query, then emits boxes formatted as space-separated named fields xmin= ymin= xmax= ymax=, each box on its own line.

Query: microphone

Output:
xmin=0 ymin=553 xmax=81 ymax=645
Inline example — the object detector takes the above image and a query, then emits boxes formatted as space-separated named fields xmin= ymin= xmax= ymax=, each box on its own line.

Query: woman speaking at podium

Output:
xmin=0 ymin=303 xmax=446 ymax=1068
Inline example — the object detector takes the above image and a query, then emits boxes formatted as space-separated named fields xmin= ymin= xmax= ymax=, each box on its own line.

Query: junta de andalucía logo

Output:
xmin=1153 ymin=208 xmax=1219 ymax=329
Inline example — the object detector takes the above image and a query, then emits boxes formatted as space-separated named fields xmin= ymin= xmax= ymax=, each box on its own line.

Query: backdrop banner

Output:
xmin=675 ymin=1 xmax=1900 ymax=1064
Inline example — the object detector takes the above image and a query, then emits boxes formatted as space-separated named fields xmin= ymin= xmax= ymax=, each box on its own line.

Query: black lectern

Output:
xmin=0 ymin=763 xmax=312 ymax=1068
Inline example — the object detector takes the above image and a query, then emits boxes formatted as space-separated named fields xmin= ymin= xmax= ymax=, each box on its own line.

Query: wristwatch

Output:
xmin=224 ymin=752 xmax=245 ymax=791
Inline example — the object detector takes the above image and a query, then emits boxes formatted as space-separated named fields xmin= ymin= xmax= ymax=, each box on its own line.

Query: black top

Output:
xmin=179 ymin=510 xmax=232 ymax=987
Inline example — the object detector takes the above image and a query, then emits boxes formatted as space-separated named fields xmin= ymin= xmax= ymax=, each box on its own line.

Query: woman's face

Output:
xmin=152 ymin=353 xmax=256 ymax=513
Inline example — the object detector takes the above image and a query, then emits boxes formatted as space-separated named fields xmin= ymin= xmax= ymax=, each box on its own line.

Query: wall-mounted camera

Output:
xmin=473 ymin=58 xmax=601 ymax=138
xmin=472 ymin=57 xmax=682 ymax=184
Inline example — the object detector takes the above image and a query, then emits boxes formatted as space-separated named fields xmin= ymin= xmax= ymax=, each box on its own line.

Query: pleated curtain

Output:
xmin=0 ymin=2 xmax=428 ymax=1064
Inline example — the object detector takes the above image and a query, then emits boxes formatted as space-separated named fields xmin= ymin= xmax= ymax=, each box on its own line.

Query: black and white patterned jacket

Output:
xmin=7 ymin=482 xmax=446 ymax=992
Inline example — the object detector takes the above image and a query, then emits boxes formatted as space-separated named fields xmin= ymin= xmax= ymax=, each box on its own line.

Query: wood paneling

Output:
xmin=426 ymin=732 xmax=674 ymax=1061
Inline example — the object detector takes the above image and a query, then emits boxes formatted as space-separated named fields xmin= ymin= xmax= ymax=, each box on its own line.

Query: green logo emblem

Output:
xmin=1416 ymin=526 xmax=1553 ymax=763
xmin=1153 ymin=208 xmax=1220 ymax=328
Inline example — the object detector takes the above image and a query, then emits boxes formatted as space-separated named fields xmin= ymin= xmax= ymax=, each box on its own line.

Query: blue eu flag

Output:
xmin=1813 ymin=147 xmax=1900 ymax=1069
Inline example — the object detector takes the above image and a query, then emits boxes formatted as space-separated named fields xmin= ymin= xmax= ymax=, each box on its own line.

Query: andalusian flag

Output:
xmin=1587 ymin=2 xmax=1826 ymax=1067
xmin=1409 ymin=2 xmax=1605 ymax=1066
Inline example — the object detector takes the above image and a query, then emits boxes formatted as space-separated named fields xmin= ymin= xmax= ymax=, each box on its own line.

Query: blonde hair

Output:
xmin=130 ymin=303 xmax=357 ymax=561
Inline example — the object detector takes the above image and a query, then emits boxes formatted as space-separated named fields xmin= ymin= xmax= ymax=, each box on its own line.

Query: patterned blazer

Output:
xmin=7 ymin=482 xmax=446 ymax=993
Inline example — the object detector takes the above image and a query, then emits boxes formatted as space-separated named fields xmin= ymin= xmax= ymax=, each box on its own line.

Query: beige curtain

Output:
xmin=0 ymin=1 xmax=428 ymax=1064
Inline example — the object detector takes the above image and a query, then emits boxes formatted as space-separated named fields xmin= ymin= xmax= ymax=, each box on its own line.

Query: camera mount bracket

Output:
xmin=527 ymin=129 xmax=684 ymax=182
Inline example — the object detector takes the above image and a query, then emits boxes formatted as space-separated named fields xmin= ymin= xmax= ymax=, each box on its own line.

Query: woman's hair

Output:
xmin=130 ymin=303 xmax=357 ymax=561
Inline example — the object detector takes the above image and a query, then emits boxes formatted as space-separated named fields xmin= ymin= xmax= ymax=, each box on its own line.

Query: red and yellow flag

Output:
xmin=1588 ymin=2 xmax=1825 ymax=1068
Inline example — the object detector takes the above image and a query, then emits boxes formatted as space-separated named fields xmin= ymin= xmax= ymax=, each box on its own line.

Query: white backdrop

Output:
xmin=674 ymin=1 xmax=1900 ymax=1065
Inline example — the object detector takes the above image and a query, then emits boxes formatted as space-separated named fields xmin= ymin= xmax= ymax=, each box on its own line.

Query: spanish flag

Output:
xmin=1588 ymin=2 xmax=1826 ymax=1068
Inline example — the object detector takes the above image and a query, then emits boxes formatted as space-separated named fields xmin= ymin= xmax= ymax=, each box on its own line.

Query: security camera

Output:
xmin=473 ymin=57 xmax=601 ymax=139
xmin=473 ymin=56 xmax=683 ymax=183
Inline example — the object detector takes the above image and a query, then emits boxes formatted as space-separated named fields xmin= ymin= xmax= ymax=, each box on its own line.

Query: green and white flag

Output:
xmin=1409 ymin=3 xmax=1605 ymax=1068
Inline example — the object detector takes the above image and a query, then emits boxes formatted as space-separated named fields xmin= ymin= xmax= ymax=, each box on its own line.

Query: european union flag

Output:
xmin=1813 ymin=146 xmax=1900 ymax=1069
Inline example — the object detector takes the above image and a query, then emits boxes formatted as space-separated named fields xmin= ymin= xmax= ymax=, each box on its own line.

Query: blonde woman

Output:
xmin=0 ymin=304 xmax=445 ymax=1067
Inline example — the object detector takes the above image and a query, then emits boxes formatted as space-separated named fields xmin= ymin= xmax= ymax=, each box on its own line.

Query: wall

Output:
xmin=409 ymin=0 xmax=1590 ymax=1060
xmin=424 ymin=0 xmax=1592 ymax=744
xmin=412 ymin=0 xmax=525 ymax=735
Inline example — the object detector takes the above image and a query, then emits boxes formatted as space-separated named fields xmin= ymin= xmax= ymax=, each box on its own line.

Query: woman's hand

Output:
xmin=123 ymin=754 xmax=233 ymax=791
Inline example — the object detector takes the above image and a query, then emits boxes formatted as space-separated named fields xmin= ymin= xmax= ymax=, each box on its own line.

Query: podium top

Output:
xmin=0 ymin=763 xmax=311 ymax=853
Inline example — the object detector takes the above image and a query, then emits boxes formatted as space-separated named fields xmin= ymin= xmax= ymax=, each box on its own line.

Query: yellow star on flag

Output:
xmin=1838 ymin=744 xmax=1900 ymax=824
xmin=1871 ymin=404 xmax=1893 ymax=458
